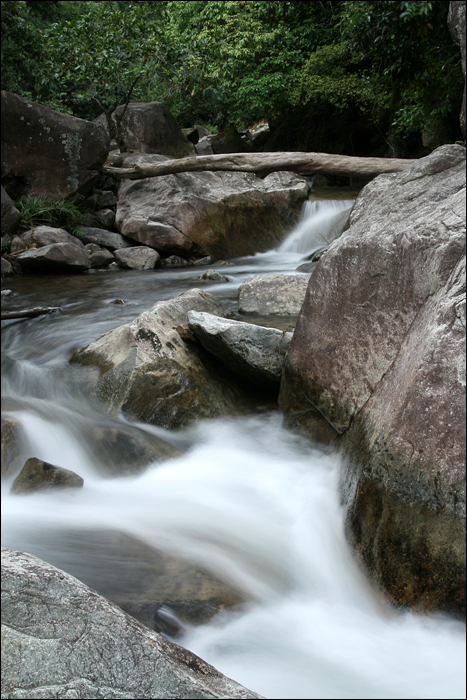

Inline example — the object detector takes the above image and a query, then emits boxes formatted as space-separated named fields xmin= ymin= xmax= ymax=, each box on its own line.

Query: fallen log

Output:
xmin=103 ymin=151 xmax=415 ymax=181
xmin=1 ymin=307 xmax=61 ymax=320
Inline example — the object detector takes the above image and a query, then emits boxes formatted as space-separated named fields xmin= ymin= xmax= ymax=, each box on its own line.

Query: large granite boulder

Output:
xmin=115 ymin=154 xmax=309 ymax=259
xmin=96 ymin=101 xmax=195 ymax=157
xmin=1 ymin=91 xmax=109 ymax=201
xmin=13 ymin=225 xmax=86 ymax=251
xmin=448 ymin=1 xmax=466 ymax=139
xmin=238 ymin=273 xmax=310 ymax=316
xmin=1 ymin=186 xmax=21 ymax=235
xmin=70 ymin=289 xmax=248 ymax=429
xmin=279 ymin=144 xmax=466 ymax=614
xmin=188 ymin=311 xmax=293 ymax=385
xmin=75 ymin=226 xmax=134 ymax=251
xmin=1 ymin=548 xmax=263 ymax=699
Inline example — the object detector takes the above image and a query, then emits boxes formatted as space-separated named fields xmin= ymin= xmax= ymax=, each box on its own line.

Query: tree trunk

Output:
xmin=103 ymin=151 xmax=415 ymax=181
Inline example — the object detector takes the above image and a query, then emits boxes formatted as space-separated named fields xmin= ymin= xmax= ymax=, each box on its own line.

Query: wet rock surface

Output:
xmin=279 ymin=144 xmax=466 ymax=613
xmin=188 ymin=311 xmax=293 ymax=385
xmin=11 ymin=457 xmax=84 ymax=494
xmin=1 ymin=548 xmax=264 ymax=699
xmin=70 ymin=289 xmax=251 ymax=429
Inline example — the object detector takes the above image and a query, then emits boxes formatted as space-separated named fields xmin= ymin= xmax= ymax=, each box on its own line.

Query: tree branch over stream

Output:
xmin=102 ymin=151 xmax=415 ymax=181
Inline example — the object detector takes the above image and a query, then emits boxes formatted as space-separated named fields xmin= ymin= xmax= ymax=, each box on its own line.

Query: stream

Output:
xmin=1 ymin=193 xmax=465 ymax=699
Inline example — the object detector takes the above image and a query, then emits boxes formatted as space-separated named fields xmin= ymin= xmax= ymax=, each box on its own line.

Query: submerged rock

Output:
xmin=70 ymin=289 xmax=248 ymax=429
xmin=279 ymin=144 xmax=466 ymax=614
xmin=11 ymin=457 xmax=84 ymax=494
xmin=1 ymin=548 xmax=264 ymax=699
xmin=188 ymin=311 xmax=293 ymax=385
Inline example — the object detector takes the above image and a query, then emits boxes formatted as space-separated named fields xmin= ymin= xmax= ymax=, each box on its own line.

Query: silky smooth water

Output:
xmin=2 ymin=197 xmax=465 ymax=699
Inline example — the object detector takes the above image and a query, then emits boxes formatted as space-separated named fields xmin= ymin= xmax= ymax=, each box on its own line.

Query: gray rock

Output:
xmin=70 ymin=289 xmax=247 ymax=429
xmin=89 ymin=247 xmax=115 ymax=268
xmin=94 ymin=208 xmax=116 ymax=230
xmin=1 ymin=257 xmax=14 ymax=276
xmin=188 ymin=311 xmax=293 ymax=385
xmin=195 ymin=136 xmax=214 ymax=155
xmin=115 ymin=153 xmax=308 ymax=258
xmin=11 ymin=457 xmax=84 ymax=494
xmin=279 ymin=144 xmax=466 ymax=614
xmin=96 ymin=190 xmax=117 ymax=208
xmin=16 ymin=242 xmax=91 ymax=272
xmin=1 ymin=548 xmax=264 ymax=699
xmin=1 ymin=90 xmax=109 ymax=201
xmin=75 ymin=226 xmax=134 ymax=251
xmin=198 ymin=270 xmax=228 ymax=282
xmin=114 ymin=246 xmax=161 ymax=270
xmin=16 ymin=225 xmax=86 ymax=250
xmin=1 ymin=186 xmax=22 ymax=235
xmin=238 ymin=273 xmax=310 ymax=315
xmin=95 ymin=101 xmax=195 ymax=158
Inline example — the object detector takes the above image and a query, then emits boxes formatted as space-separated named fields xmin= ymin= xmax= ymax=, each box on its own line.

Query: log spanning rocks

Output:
xmin=104 ymin=150 xmax=415 ymax=181
xmin=114 ymin=154 xmax=309 ymax=259
xmin=1 ymin=548 xmax=264 ymax=699
xmin=70 ymin=289 xmax=248 ymax=429
xmin=279 ymin=144 xmax=466 ymax=614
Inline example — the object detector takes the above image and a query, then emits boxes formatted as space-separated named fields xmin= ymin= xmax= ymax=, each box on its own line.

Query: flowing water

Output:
xmin=1 ymin=194 xmax=465 ymax=699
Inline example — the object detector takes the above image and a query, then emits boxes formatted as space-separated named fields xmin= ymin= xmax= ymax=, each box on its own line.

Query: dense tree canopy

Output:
xmin=1 ymin=0 xmax=464 ymax=156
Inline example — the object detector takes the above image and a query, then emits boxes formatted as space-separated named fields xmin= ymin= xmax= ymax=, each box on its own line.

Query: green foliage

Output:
xmin=15 ymin=196 xmax=89 ymax=237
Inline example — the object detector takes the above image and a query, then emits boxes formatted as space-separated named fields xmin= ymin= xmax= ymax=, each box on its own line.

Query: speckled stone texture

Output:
xmin=279 ymin=144 xmax=466 ymax=613
xmin=1 ymin=91 xmax=109 ymax=201
xmin=1 ymin=548 xmax=264 ymax=699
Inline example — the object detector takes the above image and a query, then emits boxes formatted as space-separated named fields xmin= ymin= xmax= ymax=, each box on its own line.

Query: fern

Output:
xmin=14 ymin=196 xmax=91 ymax=238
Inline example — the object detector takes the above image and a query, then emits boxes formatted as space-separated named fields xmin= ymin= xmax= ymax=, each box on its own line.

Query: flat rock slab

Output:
xmin=238 ymin=273 xmax=310 ymax=315
xmin=1 ymin=548 xmax=264 ymax=699
xmin=188 ymin=311 xmax=293 ymax=385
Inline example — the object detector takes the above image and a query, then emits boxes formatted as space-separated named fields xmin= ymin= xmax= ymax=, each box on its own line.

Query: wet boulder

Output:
xmin=115 ymin=153 xmax=308 ymax=259
xmin=1 ymin=548 xmax=264 ymax=699
xmin=114 ymin=246 xmax=161 ymax=270
xmin=96 ymin=101 xmax=195 ymax=157
xmin=11 ymin=457 xmax=84 ymax=494
xmin=1 ymin=90 xmax=109 ymax=201
xmin=188 ymin=311 xmax=293 ymax=385
xmin=238 ymin=273 xmax=311 ymax=316
xmin=70 ymin=289 xmax=247 ymax=429
xmin=279 ymin=144 xmax=466 ymax=614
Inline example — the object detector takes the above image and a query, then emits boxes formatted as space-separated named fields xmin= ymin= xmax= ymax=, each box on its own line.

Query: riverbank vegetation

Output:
xmin=1 ymin=0 xmax=464 ymax=156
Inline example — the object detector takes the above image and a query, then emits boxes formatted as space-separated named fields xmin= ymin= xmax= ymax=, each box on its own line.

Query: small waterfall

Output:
xmin=279 ymin=199 xmax=355 ymax=256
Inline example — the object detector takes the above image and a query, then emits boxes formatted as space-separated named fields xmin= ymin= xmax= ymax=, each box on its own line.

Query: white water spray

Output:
xmin=279 ymin=199 xmax=355 ymax=255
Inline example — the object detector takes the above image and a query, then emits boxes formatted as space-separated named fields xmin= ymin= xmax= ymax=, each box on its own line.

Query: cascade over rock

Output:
xmin=279 ymin=144 xmax=466 ymax=613
xmin=115 ymin=153 xmax=308 ymax=258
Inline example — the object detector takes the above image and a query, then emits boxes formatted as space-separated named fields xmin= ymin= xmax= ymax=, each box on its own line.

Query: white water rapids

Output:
xmin=1 ymin=195 xmax=465 ymax=699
